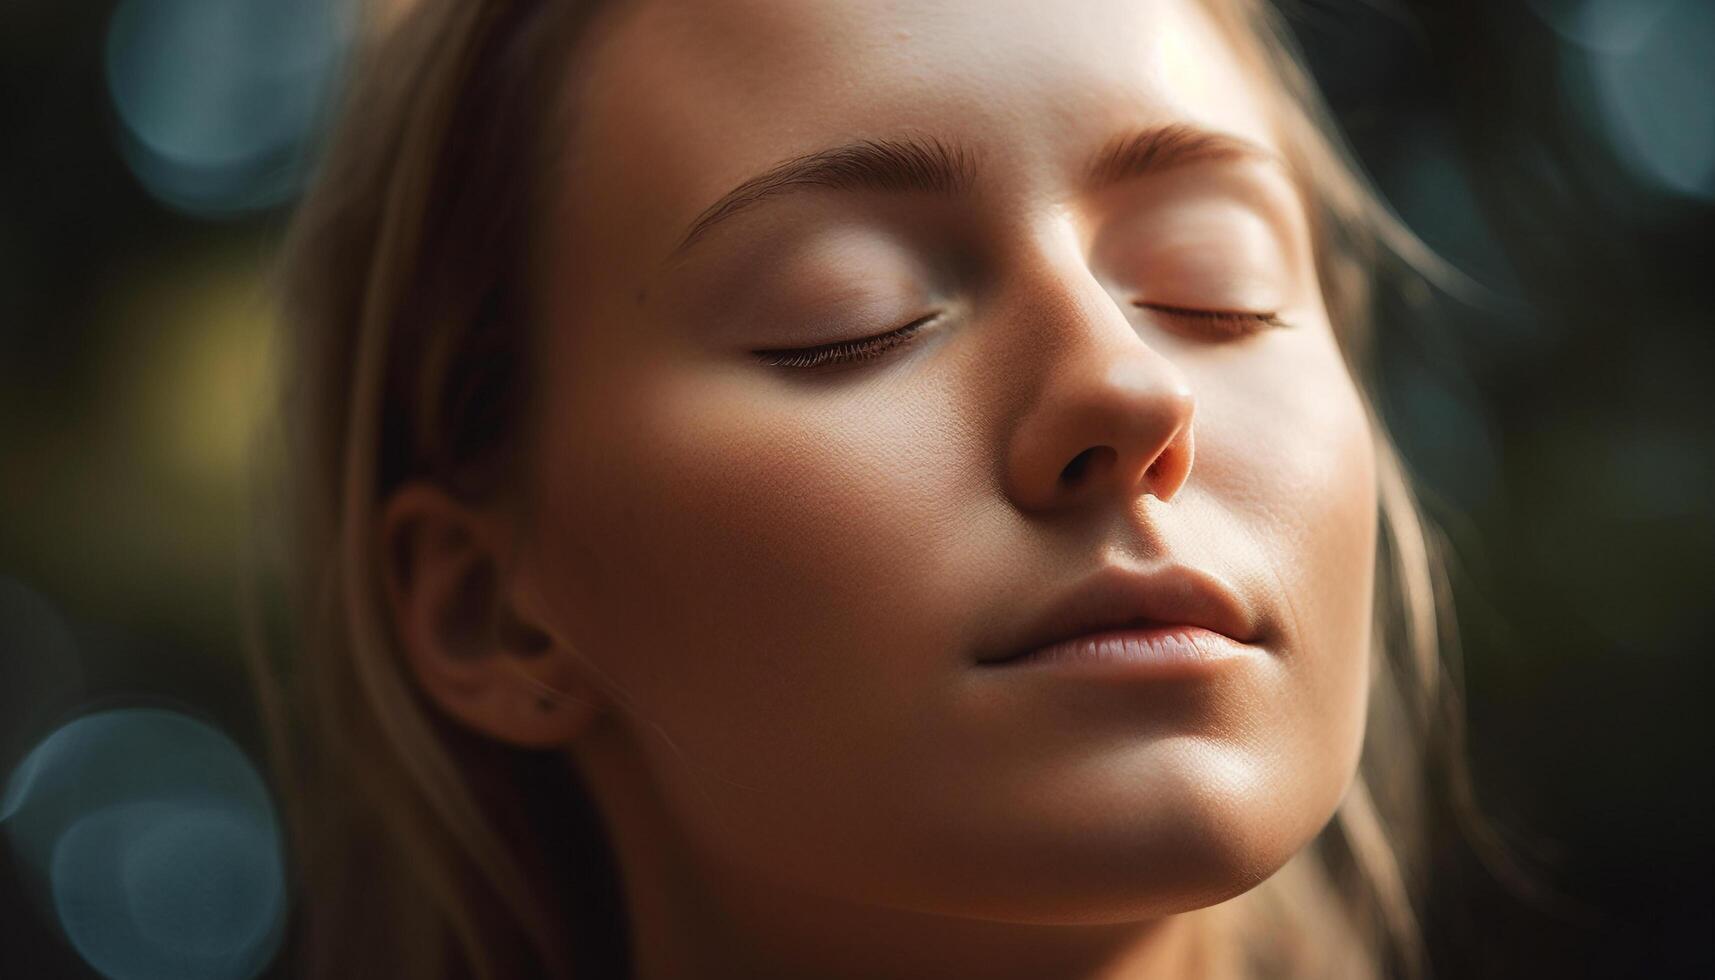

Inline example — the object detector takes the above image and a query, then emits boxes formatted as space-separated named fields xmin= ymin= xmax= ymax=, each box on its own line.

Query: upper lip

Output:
xmin=977 ymin=563 xmax=1262 ymax=665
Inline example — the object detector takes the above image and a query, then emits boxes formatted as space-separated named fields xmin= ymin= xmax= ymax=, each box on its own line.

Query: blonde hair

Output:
xmin=256 ymin=1 xmax=1474 ymax=977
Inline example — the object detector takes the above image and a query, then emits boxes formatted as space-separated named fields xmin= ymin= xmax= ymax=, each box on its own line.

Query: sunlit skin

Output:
xmin=384 ymin=0 xmax=1378 ymax=976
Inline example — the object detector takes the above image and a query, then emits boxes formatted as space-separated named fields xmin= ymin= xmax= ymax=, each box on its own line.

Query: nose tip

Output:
xmin=1005 ymin=348 xmax=1197 ymax=514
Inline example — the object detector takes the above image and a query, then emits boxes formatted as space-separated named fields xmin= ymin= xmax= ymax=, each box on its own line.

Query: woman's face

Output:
xmin=524 ymin=0 xmax=1376 ymax=922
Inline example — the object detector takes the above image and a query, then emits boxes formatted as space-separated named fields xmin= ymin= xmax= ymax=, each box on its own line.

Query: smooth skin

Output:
xmin=382 ymin=0 xmax=1378 ymax=976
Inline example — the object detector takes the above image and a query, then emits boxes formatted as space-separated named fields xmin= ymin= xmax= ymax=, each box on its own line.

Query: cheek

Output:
xmin=1193 ymin=329 xmax=1377 ymax=790
xmin=528 ymin=357 xmax=979 ymax=792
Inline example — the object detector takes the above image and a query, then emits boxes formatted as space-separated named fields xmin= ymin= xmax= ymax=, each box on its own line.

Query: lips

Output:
xmin=977 ymin=563 xmax=1261 ymax=666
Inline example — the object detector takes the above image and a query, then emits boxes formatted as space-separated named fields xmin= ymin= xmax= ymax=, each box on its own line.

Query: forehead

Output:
xmin=561 ymin=0 xmax=1279 ymax=275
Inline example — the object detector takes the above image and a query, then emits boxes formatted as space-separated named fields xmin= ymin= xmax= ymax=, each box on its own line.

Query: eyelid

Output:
xmin=1133 ymin=301 xmax=1288 ymax=334
xmin=752 ymin=311 xmax=941 ymax=370
xmin=750 ymin=298 xmax=1278 ymax=371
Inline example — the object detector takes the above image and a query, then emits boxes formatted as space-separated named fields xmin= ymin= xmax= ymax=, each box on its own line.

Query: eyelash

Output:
xmin=753 ymin=313 xmax=941 ymax=370
xmin=752 ymin=303 xmax=1285 ymax=371
xmin=1133 ymin=302 xmax=1287 ymax=335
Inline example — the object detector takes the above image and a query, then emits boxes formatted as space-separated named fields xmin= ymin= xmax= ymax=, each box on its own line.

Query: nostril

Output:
xmin=1060 ymin=446 xmax=1115 ymax=486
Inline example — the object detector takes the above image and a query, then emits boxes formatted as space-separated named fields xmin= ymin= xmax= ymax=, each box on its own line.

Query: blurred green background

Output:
xmin=2 ymin=0 xmax=1711 ymax=977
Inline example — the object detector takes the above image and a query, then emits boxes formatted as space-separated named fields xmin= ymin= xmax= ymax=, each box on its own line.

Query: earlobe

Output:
xmin=379 ymin=481 xmax=602 ymax=748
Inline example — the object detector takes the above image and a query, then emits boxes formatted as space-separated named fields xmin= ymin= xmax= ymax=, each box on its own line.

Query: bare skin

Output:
xmin=382 ymin=0 xmax=1378 ymax=977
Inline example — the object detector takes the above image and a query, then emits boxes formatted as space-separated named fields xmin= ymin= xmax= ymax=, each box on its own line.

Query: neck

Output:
xmin=659 ymin=874 xmax=1227 ymax=980
xmin=568 ymin=727 xmax=1241 ymax=980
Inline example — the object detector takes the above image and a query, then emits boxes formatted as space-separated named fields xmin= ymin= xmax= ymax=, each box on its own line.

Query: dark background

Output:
xmin=2 ymin=0 xmax=1710 ymax=977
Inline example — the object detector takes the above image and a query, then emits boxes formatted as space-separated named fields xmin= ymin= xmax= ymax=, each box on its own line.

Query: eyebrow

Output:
xmin=667 ymin=123 xmax=1286 ymax=262
xmin=1084 ymin=122 xmax=1285 ymax=189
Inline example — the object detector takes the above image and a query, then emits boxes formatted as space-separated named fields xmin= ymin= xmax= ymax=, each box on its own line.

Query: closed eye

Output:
xmin=1134 ymin=301 xmax=1288 ymax=337
xmin=752 ymin=312 xmax=941 ymax=370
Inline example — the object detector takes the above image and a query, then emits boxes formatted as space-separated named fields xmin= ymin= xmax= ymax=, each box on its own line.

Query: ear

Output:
xmin=379 ymin=481 xmax=601 ymax=748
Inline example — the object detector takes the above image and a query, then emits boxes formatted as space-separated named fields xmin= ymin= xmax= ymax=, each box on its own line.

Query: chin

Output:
xmin=899 ymin=739 xmax=1348 ymax=925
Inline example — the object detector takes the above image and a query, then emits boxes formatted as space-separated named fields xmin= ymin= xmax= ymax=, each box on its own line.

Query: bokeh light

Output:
xmin=104 ymin=0 xmax=350 ymax=217
xmin=1 ymin=709 xmax=285 ymax=980
xmin=104 ymin=252 xmax=277 ymax=488
xmin=1562 ymin=0 xmax=1715 ymax=201
xmin=0 ymin=580 xmax=86 ymax=808
xmin=51 ymin=802 xmax=282 ymax=980
xmin=1526 ymin=0 xmax=1677 ymax=53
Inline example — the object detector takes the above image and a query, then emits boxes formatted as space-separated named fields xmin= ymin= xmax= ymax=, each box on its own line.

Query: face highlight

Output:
xmin=520 ymin=0 xmax=1376 ymax=939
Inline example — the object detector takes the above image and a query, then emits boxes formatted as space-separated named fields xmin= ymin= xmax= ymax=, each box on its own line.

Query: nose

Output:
xmin=1003 ymin=288 xmax=1196 ymax=515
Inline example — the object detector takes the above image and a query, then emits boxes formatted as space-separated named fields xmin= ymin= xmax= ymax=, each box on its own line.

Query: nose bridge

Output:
xmin=1003 ymin=209 xmax=1132 ymax=352
xmin=997 ymin=234 xmax=1198 ymax=515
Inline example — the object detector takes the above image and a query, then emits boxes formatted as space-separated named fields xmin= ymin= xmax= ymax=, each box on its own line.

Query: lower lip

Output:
xmin=982 ymin=625 xmax=1258 ymax=678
